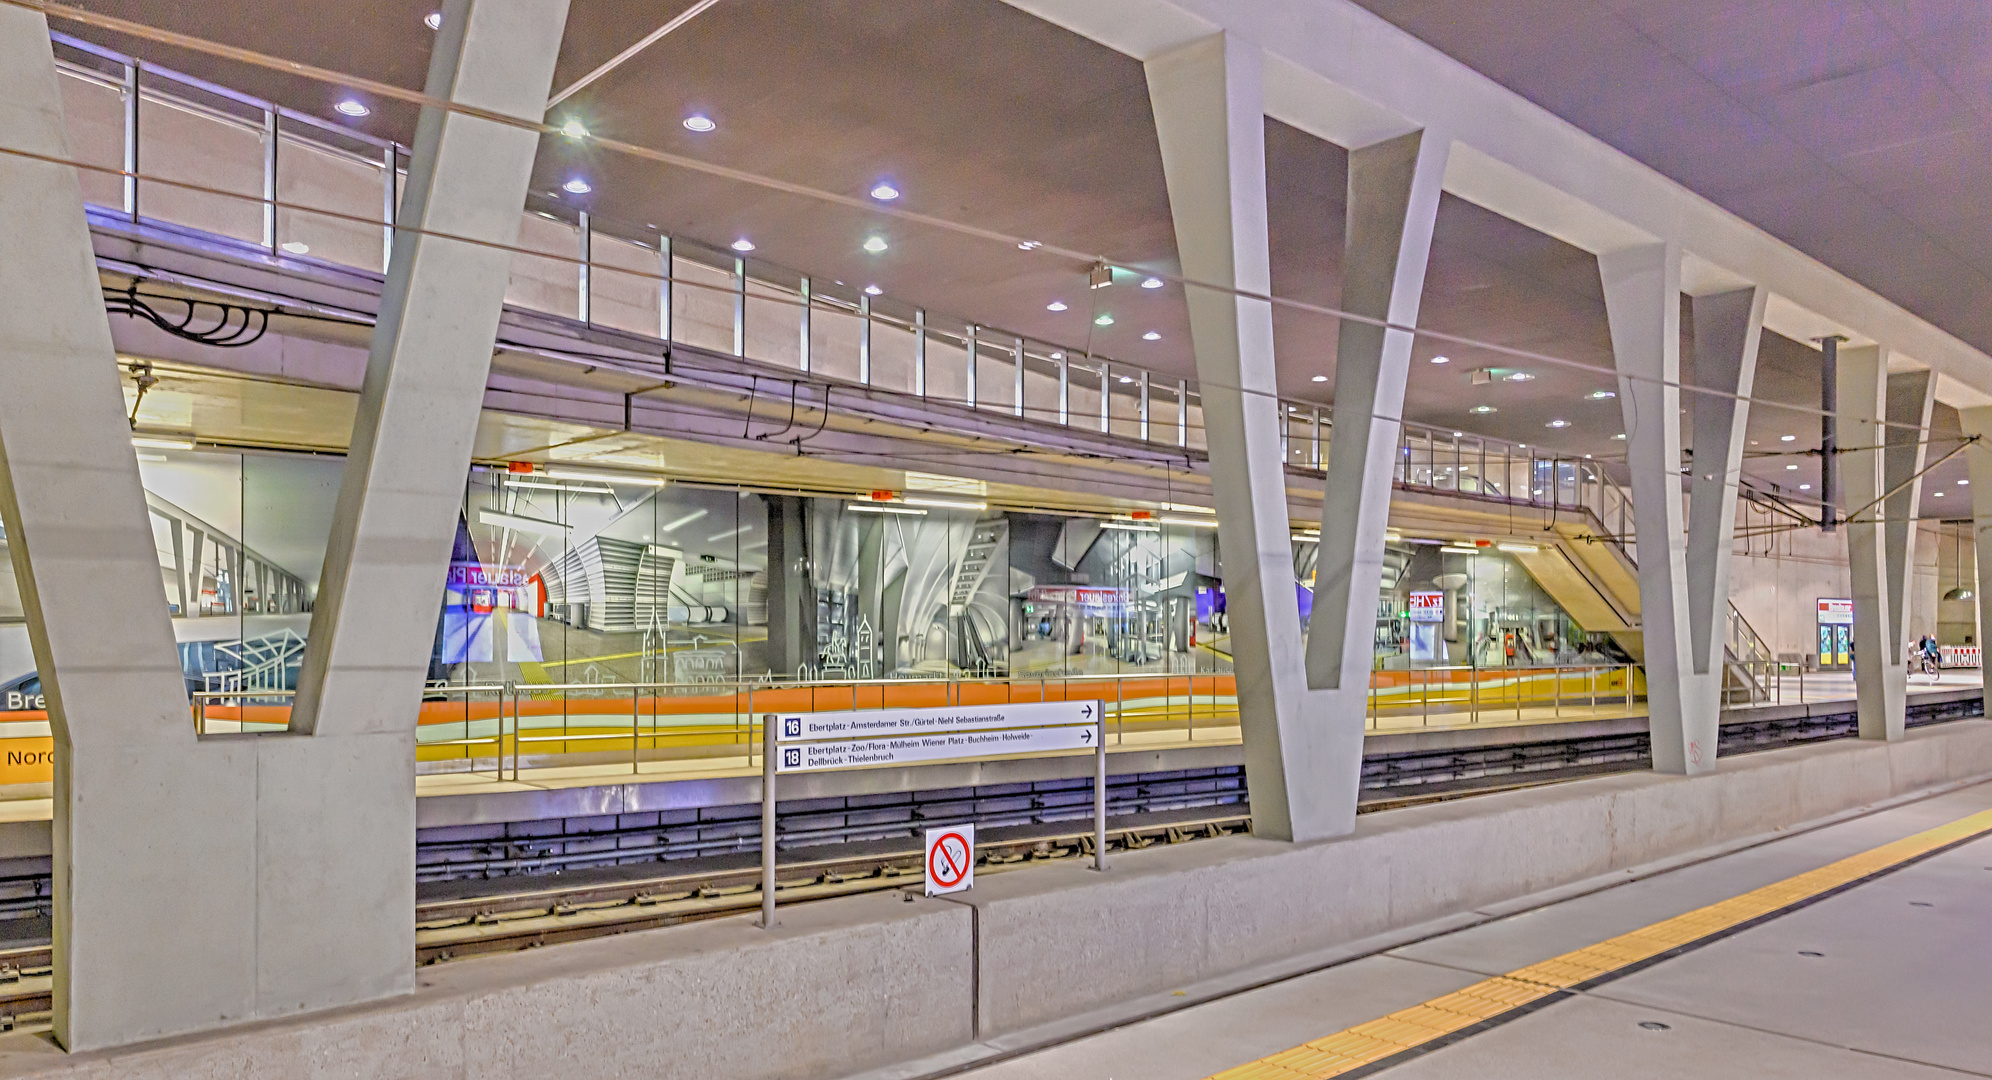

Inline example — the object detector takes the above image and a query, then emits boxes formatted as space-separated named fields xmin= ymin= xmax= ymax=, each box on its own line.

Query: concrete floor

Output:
xmin=948 ymin=778 xmax=1992 ymax=1080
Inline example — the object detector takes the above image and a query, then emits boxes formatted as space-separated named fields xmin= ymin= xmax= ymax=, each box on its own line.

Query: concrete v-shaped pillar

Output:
xmin=1959 ymin=406 xmax=1992 ymax=663
xmin=1839 ymin=347 xmax=1933 ymax=741
xmin=1145 ymin=34 xmax=1327 ymax=841
xmin=1682 ymin=287 xmax=1767 ymax=754
xmin=0 ymin=0 xmax=567 ymax=1050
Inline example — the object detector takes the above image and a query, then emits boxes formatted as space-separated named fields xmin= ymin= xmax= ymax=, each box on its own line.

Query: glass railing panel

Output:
xmin=1154 ymin=380 xmax=1185 ymax=446
xmin=1457 ymin=436 xmax=1484 ymax=495
xmin=1069 ymin=358 xmax=1106 ymax=432
xmin=670 ymin=254 xmax=735 ymax=356
xmin=1432 ymin=430 xmax=1459 ymax=491
xmin=1556 ymin=460 xmax=1578 ymax=507
xmin=973 ymin=335 xmax=1017 ymax=415
xmin=274 ymin=124 xmax=387 ymax=272
xmin=589 ymin=234 xmax=663 ymax=338
xmin=741 ymin=276 xmax=800 ymax=369
xmin=1186 ymin=395 xmax=1207 ymax=451
xmin=868 ymin=309 xmax=919 ymax=394
xmin=923 ymin=325 xmax=969 ymax=406
xmin=54 ymin=65 xmax=125 ymax=210
xmin=1107 ymin=366 xmax=1141 ymax=440
xmin=808 ymin=290 xmax=864 ymax=384
xmin=1021 ymin=344 xmax=1062 ymax=426
xmin=137 ymin=74 xmax=264 ymax=246
xmin=504 ymin=211 xmax=580 ymax=318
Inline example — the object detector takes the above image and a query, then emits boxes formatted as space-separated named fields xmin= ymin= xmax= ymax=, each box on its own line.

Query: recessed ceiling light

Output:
xmin=1142 ymin=331 xmax=1161 ymax=341
xmin=1589 ymin=390 xmax=1616 ymax=399
xmin=1017 ymin=240 xmax=1041 ymax=251
xmin=682 ymin=114 xmax=716 ymax=132
xmin=1799 ymin=484 xmax=1812 ymax=490
xmin=1935 ymin=490 xmax=1946 ymax=496
xmin=1118 ymin=375 xmax=1134 ymax=384
xmin=1050 ymin=351 xmax=1064 ymax=360
xmin=1312 ymin=375 xmax=1328 ymax=383
xmin=1047 ymin=301 xmax=1068 ymax=311
xmin=1518 ymin=443 xmax=1528 ymax=449
xmin=870 ymin=182 xmax=900 ymax=201
xmin=560 ymin=118 xmax=588 ymax=139
xmin=335 ymin=99 xmax=369 ymax=117
xmin=279 ymin=240 xmax=309 ymax=254
xmin=1453 ymin=431 xmax=1464 ymax=437
xmin=862 ymin=236 xmax=888 ymax=253
xmin=1546 ymin=419 xmax=1569 ymax=428
xmin=1471 ymin=405 xmax=1496 ymax=414
xmin=562 ymin=177 xmax=591 ymax=194
xmin=424 ymin=11 xmax=441 ymax=28
xmin=1430 ymin=355 xmax=1449 ymax=364
xmin=731 ymin=238 xmax=755 ymax=252
xmin=1095 ymin=314 xmax=1114 ymax=326
xmin=1962 ymin=479 xmax=1972 ymax=485
xmin=1613 ymin=433 xmax=1627 ymax=440
xmin=1781 ymin=434 xmax=1796 ymax=442
xmin=1506 ymin=371 xmax=1534 ymax=382
xmin=864 ymin=284 xmax=882 ymax=296
xmin=1141 ymin=277 xmax=1163 ymax=289
xmin=1786 ymin=464 xmax=1799 ymax=470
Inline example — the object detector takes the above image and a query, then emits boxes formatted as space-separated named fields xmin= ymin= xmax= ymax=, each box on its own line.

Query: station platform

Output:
xmin=935 ymin=761 xmax=1992 ymax=1080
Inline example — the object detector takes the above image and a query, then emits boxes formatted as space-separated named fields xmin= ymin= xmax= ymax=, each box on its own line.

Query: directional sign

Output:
xmin=925 ymin=824 xmax=975 ymax=895
xmin=777 ymin=722 xmax=1097 ymax=773
xmin=776 ymin=699 xmax=1100 ymax=743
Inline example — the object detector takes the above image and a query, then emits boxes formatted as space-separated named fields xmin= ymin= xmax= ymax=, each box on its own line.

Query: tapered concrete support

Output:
xmin=1146 ymin=35 xmax=1324 ymax=840
xmin=1838 ymin=348 xmax=1932 ymax=741
xmin=1960 ymin=406 xmax=1992 ymax=657
xmin=1306 ymin=129 xmax=1447 ymax=692
xmin=1601 ymin=243 xmax=1707 ymax=773
xmin=0 ymin=0 xmax=565 ymax=1051
xmin=1683 ymin=287 xmax=1767 ymax=728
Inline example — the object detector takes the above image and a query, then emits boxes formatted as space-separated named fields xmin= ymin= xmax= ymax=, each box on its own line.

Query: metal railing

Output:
xmin=1363 ymin=663 xmax=1640 ymax=729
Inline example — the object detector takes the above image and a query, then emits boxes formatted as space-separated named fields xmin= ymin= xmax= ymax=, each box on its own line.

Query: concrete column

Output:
xmin=1839 ymin=348 xmax=1931 ymax=741
xmin=1601 ymin=243 xmax=1708 ymax=773
xmin=1959 ymin=407 xmax=1992 ymax=661
xmin=1147 ymin=34 xmax=1341 ymax=840
xmin=1306 ymin=129 xmax=1446 ymax=689
xmin=1683 ymin=287 xmax=1767 ymax=745
xmin=0 ymin=0 xmax=567 ymax=1050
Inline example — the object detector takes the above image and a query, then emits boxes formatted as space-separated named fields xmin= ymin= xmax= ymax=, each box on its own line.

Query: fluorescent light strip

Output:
xmin=1101 ymin=521 xmax=1159 ymax=533
xmin=1158 ymin=516 xmax=1219 ymax=529
xmin=132 ymin=435 xmax=195 ymax=450
xmin=1163 ymin=502 xmax=1216 ymax=515
xmin=1497 ymin=543 xmax=1539 ymax=554
xmin=848 ymin=503 xmax=927 ymax=516
xmin=544 ymin=466 xmax=667 ymax=486
xmin=901 ymin=496 xmax=988 ymax=510
xmin=660 ymin=508 xmax=709 ymax=533
xmin=1440 ymin=546 xmax=1479 ymax=554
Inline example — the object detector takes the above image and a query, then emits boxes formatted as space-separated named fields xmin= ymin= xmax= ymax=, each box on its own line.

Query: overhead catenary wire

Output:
xmin=0 ymin=0 xmax=1960 ymax=437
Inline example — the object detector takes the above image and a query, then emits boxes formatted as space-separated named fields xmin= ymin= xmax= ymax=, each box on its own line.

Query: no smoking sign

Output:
xmin=924 ymin=824 xmax=975 ymax=896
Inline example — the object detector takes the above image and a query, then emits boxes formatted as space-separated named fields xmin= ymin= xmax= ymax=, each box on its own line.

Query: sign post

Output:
xmin=758 ymin=699 xmax=1105 ymax=925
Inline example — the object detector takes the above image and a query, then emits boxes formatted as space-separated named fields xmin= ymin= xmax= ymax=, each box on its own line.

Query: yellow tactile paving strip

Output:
xmin=1207 ymin=806 xmax=1992 ymax=1080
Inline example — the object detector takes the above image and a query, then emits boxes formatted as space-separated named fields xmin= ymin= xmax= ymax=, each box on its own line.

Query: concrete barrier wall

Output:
xmin=0 ymin=722 xmax=1986 ymax=1079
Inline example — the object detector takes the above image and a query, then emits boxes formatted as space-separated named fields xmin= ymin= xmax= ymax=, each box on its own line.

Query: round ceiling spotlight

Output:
xmin=424 ymin=11 xmax=441 ymax=29
xmin=1588 ymin=390 xmax=1616 ymax=400
xmin=1142 ymin=331 xmax=1161 ymax=341
xmin=1545 ymin=419 xmax=1569 ymax=428
xmin=731 ymin=238 xmax=756 ymax=252
xmin=1429 ymin=355 xmax=1449 ymax=364
xmin=1118 ymin=375 xmax=1134 ymax=384
xmin=562 ymin=177 xmax=592 ymax=194
xmin=1613 ymin=433 xmax=1627 ymax=440
xmin=1047 ymin=301 xmax=1068 ymax=312
xmin=1095 ymin=314 xmax=1114 ymax=326
xmin=864 ymin=284 xmax=883 ymax=296
xmin=335 ymin=99 xmax=370 ymax=117
xmin=870 ymin=182 xmax=900 ymax=201
xmin=1800 ymin=483 xmax=1812 ymax=490
xmin=1781 ymin=434 xmax=1796 ymax=442
xmin=1786 ymin=464 xmax=1799 ymax=471
xmin=682 ymin=114 xmax=716 ymax=132
xmin=560 ymin=119 xmax=589 ymax=139
xmin=1506 ymin=371 xmax=1535 ymax=382
xmin=1141 ymin=277 xmax=1164 ymax=289
xmin=1312 ymin=375 xmax=1328 ymax=383
xmin=862 ymin=236 xmax=888 ymax=253
xmin=1471 ymin=405 xmax=1496 ymax=414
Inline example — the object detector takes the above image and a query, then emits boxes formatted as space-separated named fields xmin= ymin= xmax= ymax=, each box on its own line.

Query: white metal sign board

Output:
xmin=776 ymin=699 xmax=1101 ymax=742
xmin=777 ymin=723 xmax=1098 ymax=774
xmin=925 ymin=823 xmax=974 ymax=896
